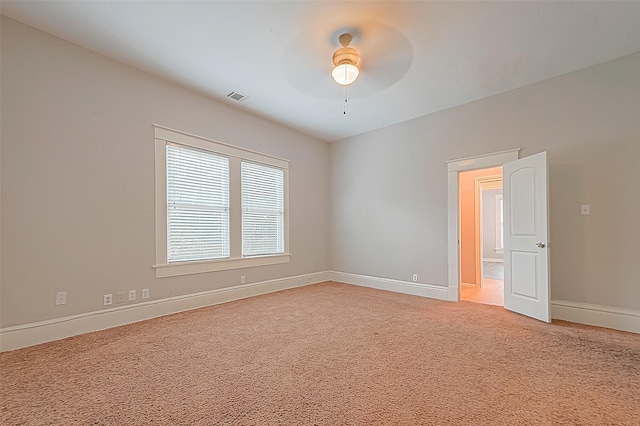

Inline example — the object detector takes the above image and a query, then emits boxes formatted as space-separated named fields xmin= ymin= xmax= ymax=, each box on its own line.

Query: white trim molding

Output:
xmin=154 ymin=254 xmax=291 ymax=278
xmin=551 ymin=300 xmax=640 ymax=334
xmin=0 ymin=272 xmax=330 ymax=352
xmin=446 ymin=148 xmax=520 ymax=172
xmin=154 ymin=125 xmax=290 ymax=278
xmin=329 ymin=271 xmax=449 ymax=301
xmin=4 ymin=275 xmax=636 ymax=353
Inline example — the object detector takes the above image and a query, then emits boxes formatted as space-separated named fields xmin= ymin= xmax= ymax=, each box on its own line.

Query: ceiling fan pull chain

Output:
xmin=344 ymin=85 xmax=348 ymax=115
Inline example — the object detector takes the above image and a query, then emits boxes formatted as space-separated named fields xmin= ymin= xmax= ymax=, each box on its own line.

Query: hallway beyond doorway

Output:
xmin=461 ymin=262 xmax=504 ymax=306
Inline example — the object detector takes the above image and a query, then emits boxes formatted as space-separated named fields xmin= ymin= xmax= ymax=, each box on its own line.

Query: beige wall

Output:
xmin=0 ymin=18 xmax=331 ymax=327
xmin=331 ymin=51 xmax=640 ymax=310
xmin=3 ymin=16 xmax=640 ymax=330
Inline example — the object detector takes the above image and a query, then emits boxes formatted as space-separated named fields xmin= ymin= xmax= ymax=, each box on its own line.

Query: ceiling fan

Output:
xmin=281 ymin=22 xmax=413 ymax=101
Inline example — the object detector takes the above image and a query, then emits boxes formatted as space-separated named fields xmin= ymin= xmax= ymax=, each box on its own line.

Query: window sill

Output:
xmin=154 ymin=254 xmax=290 ymax=278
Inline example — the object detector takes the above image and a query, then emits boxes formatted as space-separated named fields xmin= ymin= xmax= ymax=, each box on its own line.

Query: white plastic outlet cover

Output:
xmin=55 ymin=292 xmax=67 ymax=305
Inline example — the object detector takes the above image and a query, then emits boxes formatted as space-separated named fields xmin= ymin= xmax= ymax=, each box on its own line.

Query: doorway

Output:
xmin=458 ymin=169 xmax=504 ymax=306
xmin=459 ymin=167 xmax=504 ymax=306
xmin=445 ymin=149 xmax=519 ymax=302
xmin=447 ymin=149 xmax=551 ymax=322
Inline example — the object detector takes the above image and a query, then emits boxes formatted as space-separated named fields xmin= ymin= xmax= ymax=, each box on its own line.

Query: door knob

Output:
xmin=536 ymin=242 xmax=545 ymax=248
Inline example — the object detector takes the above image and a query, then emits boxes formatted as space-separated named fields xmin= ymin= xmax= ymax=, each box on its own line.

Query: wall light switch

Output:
xmin=581 ymin=205 xmax=590 ymax=215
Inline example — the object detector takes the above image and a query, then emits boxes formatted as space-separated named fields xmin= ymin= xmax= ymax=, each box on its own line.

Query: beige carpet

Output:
xmin=2 ymin=282 xmax=639 ymax=425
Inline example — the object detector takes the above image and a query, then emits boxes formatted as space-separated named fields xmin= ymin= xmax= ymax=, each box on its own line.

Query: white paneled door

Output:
xmin=503 ymin=152 xmax=550 ymax=322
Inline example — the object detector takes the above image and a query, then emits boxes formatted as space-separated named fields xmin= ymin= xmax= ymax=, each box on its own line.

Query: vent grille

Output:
xmin=226 ymin=91 xmax=250 ymax=102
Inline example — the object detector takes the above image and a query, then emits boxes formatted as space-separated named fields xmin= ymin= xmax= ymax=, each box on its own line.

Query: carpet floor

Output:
xmin=1 ymin=282 xmax=639 ymax=425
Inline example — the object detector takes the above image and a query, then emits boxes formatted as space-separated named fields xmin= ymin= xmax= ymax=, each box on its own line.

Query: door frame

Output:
xmin=446 ymin=149 xmax=520 ymax=301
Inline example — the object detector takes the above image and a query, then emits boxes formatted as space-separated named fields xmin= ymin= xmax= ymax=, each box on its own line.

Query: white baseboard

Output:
xmin=3 ymin=273 xmax=636 ymax=352
xmin=551 ymin=300 xmax=640 ymax=334
xmin=329 ymin=271 xmax=449 ymax=301
xmin=0 ymin=272 xmax=330 ymax=352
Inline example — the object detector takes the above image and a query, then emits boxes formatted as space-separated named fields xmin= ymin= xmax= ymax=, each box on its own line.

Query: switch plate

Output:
xmin=55 ymin=291 xmax=67 ymax=305
xmin=104 ymin=294 xmax=113 ymax=306
xmin=581 ymin=205 xmax=590 ymax=215
xmin=240 ymin=276 xmax=246 ymax=284
xmin=128 ymin=290 xmax=136 ymax=301
xmin=142 ymin=288 xmax=149 ymax=299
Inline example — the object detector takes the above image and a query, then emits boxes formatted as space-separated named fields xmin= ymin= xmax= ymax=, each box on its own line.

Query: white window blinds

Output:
xmin=166 ymin=144 xmax=229 ymax=262
xmin=241 ymin=162 xmax=284 ymax=257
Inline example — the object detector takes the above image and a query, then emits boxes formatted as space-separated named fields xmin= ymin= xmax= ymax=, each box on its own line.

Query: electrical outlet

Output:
xmin=412 ymin=274 xmax=418 ymax=282
xmin=116 ymin=292 xmax=126 ymax=303
xmin=55 ymin=291 xmax=67 ymax=305
xmin=104 ymin=294 xmax=113 ymax=306
xmin=240 ymin=276 xmax=246 ymax=284
xmin=128 ymin=290 xmax=136 ymax=301
xmin=142 ymin=288 xmax=149 ymax=299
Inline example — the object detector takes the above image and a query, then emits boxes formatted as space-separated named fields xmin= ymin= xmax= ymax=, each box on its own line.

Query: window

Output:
xmin=167 ymin=144 xmax=229 ymax=262
xmin=241 ymin=162 xmax=284 ymax=257
xmin=154 ymin=126 xmax=289 ymax=278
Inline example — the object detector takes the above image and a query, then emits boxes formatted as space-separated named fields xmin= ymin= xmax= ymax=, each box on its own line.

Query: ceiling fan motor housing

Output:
xmin=332 ymin=47 xmax=360 ymax=67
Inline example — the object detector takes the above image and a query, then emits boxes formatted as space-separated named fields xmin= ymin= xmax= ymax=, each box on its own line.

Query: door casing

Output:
xmin=446 ymin=149 xmax=520 ymax=301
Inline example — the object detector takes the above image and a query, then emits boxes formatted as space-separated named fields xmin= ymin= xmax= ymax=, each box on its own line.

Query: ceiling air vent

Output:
xmin=226 ymin=91 xmax=250 ymax=102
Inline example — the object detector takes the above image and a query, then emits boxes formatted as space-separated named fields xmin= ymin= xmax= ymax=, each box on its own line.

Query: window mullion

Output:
xmin=229 ymin=157 xmax=242 ymax=259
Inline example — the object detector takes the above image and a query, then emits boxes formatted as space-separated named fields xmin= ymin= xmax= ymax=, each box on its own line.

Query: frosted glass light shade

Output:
xmin=332 ymin=63 xmax=359 ymax=86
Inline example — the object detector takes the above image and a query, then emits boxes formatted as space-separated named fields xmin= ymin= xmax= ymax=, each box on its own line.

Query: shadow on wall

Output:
xmin=548 ymin=162 xmax=587 ymax=302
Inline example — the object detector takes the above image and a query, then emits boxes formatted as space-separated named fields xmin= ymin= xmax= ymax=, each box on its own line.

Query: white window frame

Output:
xmin=154 ymin=125 xmax=289 ymax=278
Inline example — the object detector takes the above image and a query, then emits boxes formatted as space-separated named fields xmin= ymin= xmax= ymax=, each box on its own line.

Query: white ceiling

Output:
xmin=3 ymin=1 xmax=640 ymax=142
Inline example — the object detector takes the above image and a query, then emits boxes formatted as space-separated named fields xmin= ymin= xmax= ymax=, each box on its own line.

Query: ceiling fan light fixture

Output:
xmin=331 ymin=33 xmax=360 ymax=86
xmin=332 ymin=62 xmax=359 ymax=86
